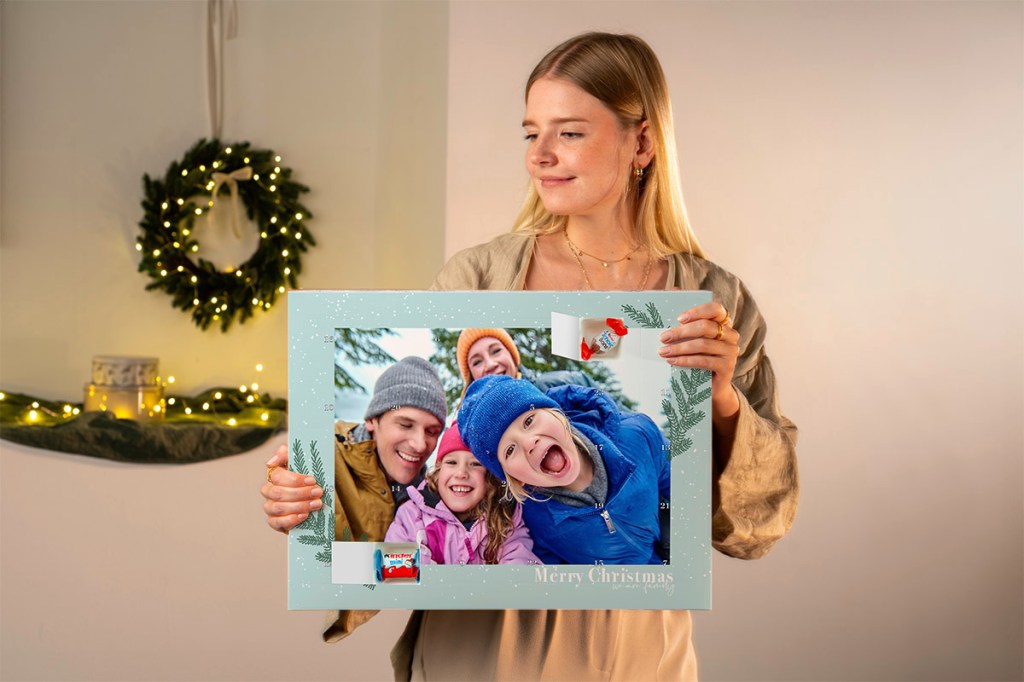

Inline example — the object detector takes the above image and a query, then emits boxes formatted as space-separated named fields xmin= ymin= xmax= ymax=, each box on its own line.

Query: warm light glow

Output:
xmin=236 ymin=270 xmax=243 ymax=277
xmin=274 ymin=167 xmax=281 ymax=174
xmin=212 ymin=160 xmax=221 ymax=168
xmin=251 ymin=297 xmax=259 ymax=306
xmin=185 ymin=407 xmax=192 ymax=415
xmin=153 ymin=249 xmax=161 ymax=256
xmin=182 ymin=228 xmax=190 ymax=236
xmin=246 ymin=395 xmax=255 ymax=403
xmin=191 ymin=245 xmax=199 ymax=252
xmin=194 ymin=208 xmax=203 ymax=215
xmin=281 ymin=249 xmax=289 ymax=257
xmin=250 ymin=383 xmax=259 ymax=392
xmin=177 ymin=198 xmax=184 ymax=205
xmin=295 ymin=212 xmax=303 ymax=220
xmin=135 ymin=244 xmax=143 ymax=251
xmin=167 ymin=376 xmax=175 ymax=384
xmin=191 ymin=276 xmax=198 ymax=283
xmin=168 ymin=397 xmax=176 ymax=405
xmin=72 ymin=407 xmax=80 ymax=415
xmin=260 ymin=232 xmax=267 ymax=239
xmin=274 ymin=155 xmax=281 ymax=162
xmin=214 ymin=391 xmax=223 ymax=400
xmin=227 ymin=418 xmax=237 ymax=426
xmin=295 ymin=233 xmax=303 ymax=240
xmin=181 ymin=169 xmax=188 ymax=177
xmin=270 ymin=216 xmax=277 ymax=224
xmin=160 ymin=269 xmax=168 ymax=277
xmin=211 ymin=297 xmax=218 ymax=303
xmin=278 ymin=286 xmax=286 ymax=293
xmin=31 ymin=401 xmax=39 ymax=409
xmin=261 ymin=412 xmax=269 ymax=421
xmin=28 ymin=410 xmax=39 ymax=422
xmin=255 ymin=364 xmax=264 ymax=372
xmin=253 ymin=173 xmax=260 ymax=181
xmin=280 ymin=227 xmax=287 ymax=235
xmin=283 ymin=267 xmax=291 ymax=275
xmin=0 ymin=392 xmax=5 ymax=401
xmin=208 ymin=200 xmax=214 ymax=208
xmin=269 ymin=186 xmax=277 ymax=192
xmin=164 ymin=221 xmax=171 ymax=228
xmin=63 ymin=405 xmax=72 ymax=414
xmin=226 ymin=147 xmax=233 ymax=154
xmin=161 ymin=202 xmax=169 ymax=210
xmin=193 ymin=299 xmax=200 ymax=306
xmin=153 ymin=405 xmax=163 ymax=413
xmin=202 ymin=402 xmax=210 ymax=410
xmin=239 ymin=385 xmax=247 ymax=392
xmin=174 ymin=244 xmax=181 ymax=250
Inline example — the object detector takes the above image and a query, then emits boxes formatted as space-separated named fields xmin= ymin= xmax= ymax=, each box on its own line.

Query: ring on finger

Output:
xmin=721 ymin=306 xmax=731 ymax=328
xmin=266 ymin=466 xmax=280 ymax=484
xmin=715 ymin=323 xmax=725 ymax=341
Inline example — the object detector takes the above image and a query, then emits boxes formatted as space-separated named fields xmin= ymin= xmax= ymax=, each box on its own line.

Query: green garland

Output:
xmin=136 ymin=138 xmax=314 ymax=331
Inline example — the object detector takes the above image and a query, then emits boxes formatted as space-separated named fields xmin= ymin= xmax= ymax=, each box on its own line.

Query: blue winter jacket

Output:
xmin=522 ymin=384 xmax=671 ymax=565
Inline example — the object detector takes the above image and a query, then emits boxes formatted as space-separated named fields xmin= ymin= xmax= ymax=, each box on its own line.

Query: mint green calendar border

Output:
xmin=287 ymin=290 xmax=712 ymax=610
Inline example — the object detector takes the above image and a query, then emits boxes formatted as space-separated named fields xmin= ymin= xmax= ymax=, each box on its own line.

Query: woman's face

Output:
xmin=522 ymin=77 xmax=640 ymax=220
xmin=435 ymin=449 xmax=489 ymax=520
xmin=467 ymin=336 xmax=518 ymax=380
xmin=497 ymin=408 xmax=588 ymax=492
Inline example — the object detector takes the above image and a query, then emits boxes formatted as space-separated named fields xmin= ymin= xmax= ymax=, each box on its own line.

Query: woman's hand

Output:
xmin=261 ymin=443 xmax=324 ymax=534
xmin=659 ymin=301 xmax=741 ymax=424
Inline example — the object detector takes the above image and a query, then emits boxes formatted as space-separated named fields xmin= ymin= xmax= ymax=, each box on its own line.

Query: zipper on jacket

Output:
xmin=600 ymin=509 xmax=617 ymax=534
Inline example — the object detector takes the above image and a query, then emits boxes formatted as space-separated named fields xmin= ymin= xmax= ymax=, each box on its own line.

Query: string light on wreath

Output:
xmin=135 ymin=138 xmax=315 ymax=331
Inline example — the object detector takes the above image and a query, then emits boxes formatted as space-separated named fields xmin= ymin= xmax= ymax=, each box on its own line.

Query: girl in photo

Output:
xmin=385 ymin=422 xmax=540 ymax=565
xmin=459 ymin=374 xmax=670 ymax=566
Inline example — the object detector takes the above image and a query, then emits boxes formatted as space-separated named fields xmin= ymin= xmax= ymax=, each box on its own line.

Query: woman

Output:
xmin=263 ymin=32 xmax=798 ymax=680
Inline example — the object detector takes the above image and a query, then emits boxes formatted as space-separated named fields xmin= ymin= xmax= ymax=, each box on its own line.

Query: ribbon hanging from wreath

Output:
xmin=134 ymin=3 xmax=315 ymax=331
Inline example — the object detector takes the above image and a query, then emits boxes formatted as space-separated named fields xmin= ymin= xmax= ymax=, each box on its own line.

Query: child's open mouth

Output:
xmin=540 ymin=445 xmax=568 ymax=476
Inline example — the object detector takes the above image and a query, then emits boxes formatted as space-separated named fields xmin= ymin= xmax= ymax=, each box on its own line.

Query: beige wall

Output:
xmin=2 ymin=1 xmax=1022 ymax=681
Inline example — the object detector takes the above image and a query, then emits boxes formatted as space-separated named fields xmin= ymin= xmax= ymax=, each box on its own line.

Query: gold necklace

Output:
xmin=563 ymin=229 xmax=642 ymax=268
xmin=565 ymin=230 xmax=655 ymax=290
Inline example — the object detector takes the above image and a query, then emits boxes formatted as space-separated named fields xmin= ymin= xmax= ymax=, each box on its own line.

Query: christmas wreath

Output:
xmin=136 ymin=138 xmax=314 ymax=331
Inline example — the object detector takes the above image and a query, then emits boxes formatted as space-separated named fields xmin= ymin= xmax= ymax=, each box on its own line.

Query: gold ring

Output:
xmin=715 ymin=323 xmax=725 ymax=341
xmin=266 ymin=466 xmax=280 ymax=484
xmin=721 ymin=307 xmax=731 ymax=327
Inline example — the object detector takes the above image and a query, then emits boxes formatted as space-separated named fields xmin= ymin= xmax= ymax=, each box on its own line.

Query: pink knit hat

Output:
xmin=436 ymin=421 xmax=469 ymax=459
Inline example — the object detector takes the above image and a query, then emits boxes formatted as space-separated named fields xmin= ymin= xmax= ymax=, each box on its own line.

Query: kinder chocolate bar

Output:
xmin=374 ymin=546 xmax=421 ymax=585
xmin=581 ymin=318 xmax=629 ymax=361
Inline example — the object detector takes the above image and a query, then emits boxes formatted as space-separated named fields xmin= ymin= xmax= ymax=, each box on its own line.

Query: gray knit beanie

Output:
xmin=364 ymin=356 xmax=447 ymax=425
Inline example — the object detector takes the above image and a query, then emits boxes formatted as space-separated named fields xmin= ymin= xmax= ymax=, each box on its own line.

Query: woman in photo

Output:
xmin=263 ymin=31 xmax=798 ymax=680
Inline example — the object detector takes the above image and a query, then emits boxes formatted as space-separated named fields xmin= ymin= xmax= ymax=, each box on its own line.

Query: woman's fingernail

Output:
xmin=304 ymin=476 xmax=316 ymax=485
xmin=298 ymin=513 xmax=308 ymax=521
xmin=311 ymin=487 xmax=323 ymax=497
xmin=659 ymin=331 xmax=670 ymax=343
xmin=310 ymin=500 xmax=322 ymax=510
xmin=265 ymin=456 xmax=277 ymax=466
xmin=678 ymin=313 xmax=690 ymax=323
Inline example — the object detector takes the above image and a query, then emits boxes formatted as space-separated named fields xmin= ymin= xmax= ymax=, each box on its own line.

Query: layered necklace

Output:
xmin=564 ymin=229 xmax=653 ymax=290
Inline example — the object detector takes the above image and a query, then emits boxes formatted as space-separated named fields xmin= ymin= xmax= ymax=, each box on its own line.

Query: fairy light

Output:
xmin=214 ymin=391 xmax=223 ymax=400
xmin=161 ymin=201 xmax=168 ymax=210
xmin=31 ymin=402 xmax=39 ymax=409
xmin=202 ymin=402 xmax=210 ymax=411
xmin=167 ymin=376 xmax=175 ymax=384
xmin=256 ymin=364 xmax=264 ymax=372
xmin=199 ymin=164 xmax=206 ymax=172
xmin=251 ymin=297 xmax=259 ymax=306
xmin=181 ymin=169 xmax=188 ymax=177
xmin=260 ymin=232 xmax=268 ymax=239
xmin=295 ymin=212 xmax=303 ymax=220
xmin=274 ymin=166 xmax=281 ymax=174
xmin=28 ymin=410 xmax=39 ymax=422
xmin=163 ymin=221 xmax=171 ymax=228
xmin=177 ymin=198 xmax=184 ymax=205
xmin=194 ymin=208 xmax=203 ymax=216
xmin=274 ymin=155 xmax=281 ymax=162
xmin=280 ymin=227 xmax=288 ymax=235
xmin=153 ymin=405 xmax=162 ymax=413
xmin=191 ymin=276 xmax=198 ymax=283
xmin=135 ymin=244 xmax=143 ymax=251
xmin=246 ymin=395 xmax=255 ymax=404
xmin=281 ymin=249 xmax=289 ymax=257
xmin=269 ymin=185 xmax=277 ymax=193
xmin=168 ymin=397 xmax=176 ymax=405
xmin=0 ymin=392 xmax=6 ymax=401
xmin=191 ymin=245 xmax=199 ymax=252
xmin=72 ymin=407 xmax=80 ymax=415
xmin=227 ymin=418 xmax=237 ymax=426
xmin=253 ymin=173 xmax=260 ymax=181
xmin=185 ymin=406 xmax=192 ymax=415
xmin=250 ymin=383 xmax=259 ymax=392
xmin=182 ymin=228 xmax=190 ymax=236
xmin=260 ymin=412 xmax=269 ymax=422
xmin=283 ymin=267 xmax=291 ymax=275
xmin=236 ymin=270 xmax=243 ymax=277
xmin=239 ymin=385 xmax=247 ymax=393
xmin=193 ymin=298 xmax=200 ymax=306
xmin=270 ymin=216 xmax=277 ymax=224
xmin=295 ymin=233 xmax=303 ymax=240
xmin=63 ymin=405 xmax=72 ymax=414
xmin=153 ymin=249 xmax=161 ymax=257
xmin=212 ymin=160 xmax=221 ymax=168
xmin=278 ymin=286 xmax=286 ymax=293
xmin=160 ymin=269 xmax=168 ymax=277
xmin=226 ymin=147 xmax=233 ymax=154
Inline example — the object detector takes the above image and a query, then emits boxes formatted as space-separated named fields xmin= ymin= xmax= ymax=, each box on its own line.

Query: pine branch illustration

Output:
xmin=292 ymin=438 xmax=307 ymax=475
xmin=620 ymin=304 xmax=651 ymax=326
xmin=644 ymin=302 xmax=664 ymax=327
xmin=692 ymin=387 xmax=712 ymax=404
xmin=315 ymin=549 xmax=332 ymax=564
xmin=297 ymin=535 xmax=322 ymax=546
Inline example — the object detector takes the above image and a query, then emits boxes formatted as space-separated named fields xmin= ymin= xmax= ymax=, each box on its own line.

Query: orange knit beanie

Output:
xmin=455 ymin=328 xmax=521 ymax=387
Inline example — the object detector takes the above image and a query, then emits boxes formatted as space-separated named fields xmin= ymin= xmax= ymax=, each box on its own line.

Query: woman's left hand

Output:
xmin=659 ymin=301 xmax=741 ymax=422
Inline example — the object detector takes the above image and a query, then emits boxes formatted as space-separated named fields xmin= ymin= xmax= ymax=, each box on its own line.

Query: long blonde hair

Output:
xmin=512 ymin=32 xmax=705 ymax=260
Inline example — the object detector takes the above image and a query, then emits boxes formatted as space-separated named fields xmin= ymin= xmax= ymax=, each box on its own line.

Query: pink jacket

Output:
xmin=385 ymin=482 xmax=541 ymax=565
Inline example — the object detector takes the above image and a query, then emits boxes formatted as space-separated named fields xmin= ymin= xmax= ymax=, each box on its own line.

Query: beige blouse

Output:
xmin=381 ymin=233 xmax=800 ymax=681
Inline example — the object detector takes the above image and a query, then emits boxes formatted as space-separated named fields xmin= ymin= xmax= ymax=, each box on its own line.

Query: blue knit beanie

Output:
xmin=458 ymin=375 xmax=558 ymax=481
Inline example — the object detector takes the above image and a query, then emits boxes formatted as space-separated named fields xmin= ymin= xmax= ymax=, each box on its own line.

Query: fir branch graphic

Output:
xmin=663 ymin=369 xmax=711 ymax=458
xmin=292 ymin=439 xmax=333 ymax=566
xmin=620 ymin=302 xmax=665 ymax=328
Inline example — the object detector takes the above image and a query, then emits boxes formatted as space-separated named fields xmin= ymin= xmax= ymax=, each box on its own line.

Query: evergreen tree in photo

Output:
xmin=334 ymin=328 xmax=396 ymax=393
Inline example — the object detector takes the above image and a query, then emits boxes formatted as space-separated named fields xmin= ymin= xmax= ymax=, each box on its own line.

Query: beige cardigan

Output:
xmin=380 ymin=233 xmax=800 ymax=680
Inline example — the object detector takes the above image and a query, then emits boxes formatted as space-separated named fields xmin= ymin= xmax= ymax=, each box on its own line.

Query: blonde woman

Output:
xmin=263 ymin=32 xmax=798 ymax=680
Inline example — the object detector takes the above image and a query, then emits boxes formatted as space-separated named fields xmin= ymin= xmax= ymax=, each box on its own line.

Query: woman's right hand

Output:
xmin=261 ymin=443 xmax=324 ymax=533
